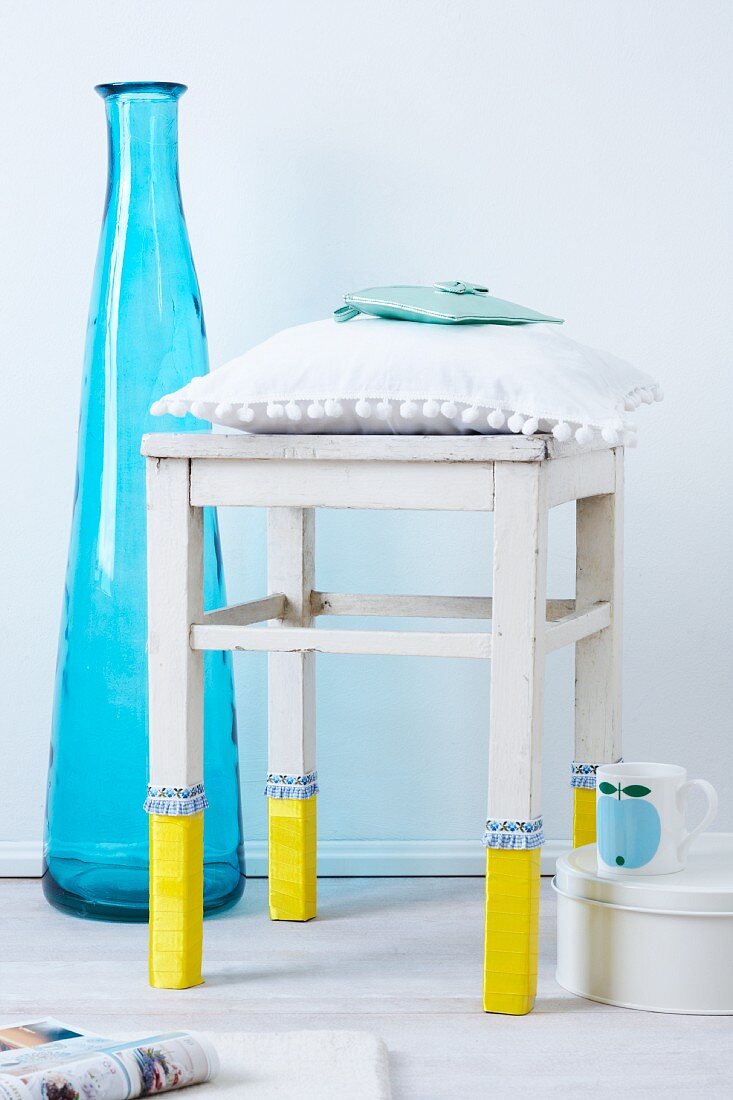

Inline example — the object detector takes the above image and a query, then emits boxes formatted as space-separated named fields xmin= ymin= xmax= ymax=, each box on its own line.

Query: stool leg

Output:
xmin=146 ymin=457 xmax=205 ymax=988
xmin=484 ymin=849 xmax=540 ymax=1015
xmin=149 ymin=813 xmax=204 ymax=988
xmin=572 ymin=788 xmax=597 ymax=848
xmin=484 ymin=463 xmax=547 ymax=1015
xmin=267 ymin=507 xmax=317 ymax=921
xmin=573 ymin=449 xmax=623 ymax=846
xmin=268 ymin=796 xmax=317 ymax=921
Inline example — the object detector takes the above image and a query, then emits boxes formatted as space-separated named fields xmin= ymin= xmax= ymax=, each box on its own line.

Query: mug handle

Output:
xmin=677 ymin=779 xmax=718 ymax=863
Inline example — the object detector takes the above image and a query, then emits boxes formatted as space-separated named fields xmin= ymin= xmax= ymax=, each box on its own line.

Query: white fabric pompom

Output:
xmin=400 ymin=400 xmax=418 ymax=419
xmin=307 ymin=402 xmax=325 ymax=420
xmin=640 ymin=388 xmax=654 ymax=405
xmin=440 ymin=401 xmax=458 ymax=419
xmin=521 ymin=417 xmax=539 ymax=436
xmin=215 ymin=403 xmax=233 ymax=419
xmin=237 ymin=405 xmax=255 ymax=423
xmin=267 ymin=403 xmax=284 ymax=419
xmin=149 ymin=399 xmax=166 ymax=416
xmin=601 ymin=426 xmax=620 ymax=445
xmin=653 ymin=386 xmax=664 ymax=402
xmin=190 ymin=401 xmax=208 ymax=419
xmin=507 ymin=412 xmax=525 ymax=433
xmin=169 ymin=400 xmax=187 ymax=417
xmin=375 ymin=400 xmax=392 ymax=420
xmin=461 ymin=406 xmax=480 ymax=424
xmin=285 ymin=401 xmax=302 ymax=421
xmin=575 ymin=425 xmax=594 ymax=445
xmin=487 ymin=409 xmax=506 ymax=429
xmin=552 ymin=421 xmax=572 ymax=442
xmin=355 ymin=399 xmax=372 ymax=419
xmin=324 ymin=399 xmax=343 ymax=418
xmin=422 ymin=400 xmax=440 ymax=419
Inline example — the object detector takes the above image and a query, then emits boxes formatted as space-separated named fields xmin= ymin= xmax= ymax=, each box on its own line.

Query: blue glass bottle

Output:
xmin=44 ymin=82 xmax=244 ymax=921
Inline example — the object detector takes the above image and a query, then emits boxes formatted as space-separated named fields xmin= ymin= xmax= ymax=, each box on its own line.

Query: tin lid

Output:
xmin=555 ymin=833 xmax=733 ymax=915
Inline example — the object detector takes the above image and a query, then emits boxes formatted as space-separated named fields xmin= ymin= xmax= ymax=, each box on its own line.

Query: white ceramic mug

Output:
xmin=596 ymin=762 xmax=718 ymax=876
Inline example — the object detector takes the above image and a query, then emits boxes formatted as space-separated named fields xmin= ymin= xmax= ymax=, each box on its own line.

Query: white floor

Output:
xmin=1 ymin=877 xmax=731 ymax=1098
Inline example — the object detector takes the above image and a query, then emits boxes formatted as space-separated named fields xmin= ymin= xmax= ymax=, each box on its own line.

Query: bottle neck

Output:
xmin=104 ymin=94 xmax=181 ymax=201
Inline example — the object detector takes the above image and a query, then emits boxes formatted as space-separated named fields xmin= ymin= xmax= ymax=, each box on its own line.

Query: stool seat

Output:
xmin=142 ymin=429 xmax=610 ymax=463
xmin=142 ymin=432 xmax=624 ymax=1013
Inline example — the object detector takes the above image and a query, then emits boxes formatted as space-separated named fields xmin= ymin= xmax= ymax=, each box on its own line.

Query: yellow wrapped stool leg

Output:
xmin=572 ymin=787 xmax=597 ymax=847
xmin=268 ymin=797 xmax=316 ymax=921
xmin=483 ymin=848 xmax=540 ymax=1015
xmin=149 ymin=813 xmax=204 ymax=989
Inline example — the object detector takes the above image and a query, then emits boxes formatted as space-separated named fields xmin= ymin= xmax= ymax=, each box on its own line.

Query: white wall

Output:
xmin=2 ymin=1 xmax=732 ymax=867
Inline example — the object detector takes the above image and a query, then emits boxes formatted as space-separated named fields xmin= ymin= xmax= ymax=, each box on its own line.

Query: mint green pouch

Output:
xmin=333 ymin=281 xmax=562 ymax=325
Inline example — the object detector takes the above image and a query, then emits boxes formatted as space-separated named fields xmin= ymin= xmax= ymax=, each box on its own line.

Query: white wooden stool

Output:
xmin=142 ymin=432 xmax=622 ymax=1014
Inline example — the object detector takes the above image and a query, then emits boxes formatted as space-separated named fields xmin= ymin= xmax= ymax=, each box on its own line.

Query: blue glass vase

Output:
xmin=44 ymin=81 xmax=244 ymax=921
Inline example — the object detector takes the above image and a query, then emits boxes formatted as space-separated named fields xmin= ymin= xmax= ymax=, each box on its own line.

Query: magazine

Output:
xmin=0 ymin=1019 xmax=218 ymax=1100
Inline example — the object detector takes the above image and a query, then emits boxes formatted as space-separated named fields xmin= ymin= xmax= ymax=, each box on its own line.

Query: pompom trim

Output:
xmin=150 ymin=381 xmax=662 ymax=447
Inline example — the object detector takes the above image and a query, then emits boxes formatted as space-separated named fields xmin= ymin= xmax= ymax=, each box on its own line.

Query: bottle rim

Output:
xmin=95 ymin=81 xmax=187 ymax=100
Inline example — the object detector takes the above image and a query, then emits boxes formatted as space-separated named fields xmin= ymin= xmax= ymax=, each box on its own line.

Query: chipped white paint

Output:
xmin=190 ymin=457 xmax=496 ymax=511
xmin=267 ymin=508 xmax=316 ymax=777
xmin=146 ymin=458 xmax=204 ymax=789
xmin=310 ymin=592 xmax=576 ymax=621
xmin=575 ymin=449 xmax=624 ymax=765
xmin=191 ymin=624 xmax=493 ymax=660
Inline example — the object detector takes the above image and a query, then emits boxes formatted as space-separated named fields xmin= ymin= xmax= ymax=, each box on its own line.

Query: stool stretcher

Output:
xmin=149 ymin=813 xmax=204 ymax=989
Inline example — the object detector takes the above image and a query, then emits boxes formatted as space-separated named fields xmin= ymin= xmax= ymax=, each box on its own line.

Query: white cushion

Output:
xmin=152 ymin=317 xmax=661 ymax=445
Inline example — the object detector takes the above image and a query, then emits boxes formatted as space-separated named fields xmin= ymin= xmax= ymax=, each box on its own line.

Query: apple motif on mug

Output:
xmin=597 ymin=782 xmax=661 ymax=868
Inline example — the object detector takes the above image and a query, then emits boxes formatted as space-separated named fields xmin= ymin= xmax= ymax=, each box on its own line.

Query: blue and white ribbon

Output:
xmin=265 ymin=770 xmax=319 ymax=800
xmin=482 ymin=816 xmax=544 ymax=850
xmin=571 ymin=759 xmax=623 ymax=789
xmin=144 ymin=783 xmax=209 ymax=815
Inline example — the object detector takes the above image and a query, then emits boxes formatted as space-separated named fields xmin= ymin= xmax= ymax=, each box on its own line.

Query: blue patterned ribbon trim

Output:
xmin=144 ymin=783 xmax=209 ymax=816
xmin=571 ymin=759 xmax=623 ymax=789
xmin=265 ymin=771 xmax=319 ymax=799
xmin=482 ymin=816 xmax=544 ymax=850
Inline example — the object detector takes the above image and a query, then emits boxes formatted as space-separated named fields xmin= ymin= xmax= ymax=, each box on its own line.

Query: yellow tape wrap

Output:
xmin=483 ymin=848 xmax=540 ymax=1015
xmin=268 ymin=797 xmax=317 ymax=921
xmin=572 ymin=787 xmax=597 ymax=847
xmin=149 ymin=813 xmax=204 ymax=989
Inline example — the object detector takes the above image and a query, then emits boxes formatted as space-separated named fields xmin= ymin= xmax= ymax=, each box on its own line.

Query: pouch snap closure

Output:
xmin=434 ymin=280 xmax=488 ymax=295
